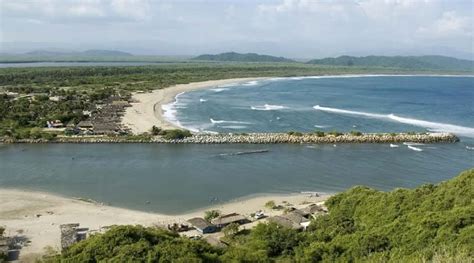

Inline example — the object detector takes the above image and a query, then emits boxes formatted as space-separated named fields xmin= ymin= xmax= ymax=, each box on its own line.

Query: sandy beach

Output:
xmin=122 ymin=77 xmax=267 ymax=134
xmin=0 ymin=188 xmax=329 ymax=261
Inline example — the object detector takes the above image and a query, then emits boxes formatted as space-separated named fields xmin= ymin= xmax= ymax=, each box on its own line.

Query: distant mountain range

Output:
xmin=23 ymin=49 xmax=133 ymax=57
xmin=192 ymin=52 xmax=294 ymax=62
xmin=1 ymin=50 xmax=472 ymax=71
xmin=307 ymin=55 xmax=473 ymax=71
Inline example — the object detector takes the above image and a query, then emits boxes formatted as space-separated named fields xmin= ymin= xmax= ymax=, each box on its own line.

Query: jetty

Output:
xmin=1 ymin=132 xmax=460 ymax=144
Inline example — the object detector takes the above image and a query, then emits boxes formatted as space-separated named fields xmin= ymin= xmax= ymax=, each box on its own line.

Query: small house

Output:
xmin=77 ymin=121 xmax=93 ymax=130
xmin=268 ymin=211 xmax=311 ymax=230
xmin=187 ymin=217 xmax=217 ymax=234
xmin=211 ymin=213 xmax=249 ymax=228
xmin=302 ymin=204 xmax=327 ymax=217
xmin=267 ymin=215 xmax=303 ymax=230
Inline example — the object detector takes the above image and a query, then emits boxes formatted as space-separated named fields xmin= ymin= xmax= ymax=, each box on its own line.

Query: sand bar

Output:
xmin=0 ymin=188 xmax=329 ymax=261
xmin=122 ymin=78 xmax=267 ymax=134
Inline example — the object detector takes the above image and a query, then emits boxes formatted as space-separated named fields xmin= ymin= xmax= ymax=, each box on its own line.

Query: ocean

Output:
xmin=1 ymin=75 xmax=473 ymax=214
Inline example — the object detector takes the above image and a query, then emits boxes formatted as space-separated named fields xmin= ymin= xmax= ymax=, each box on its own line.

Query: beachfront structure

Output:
xmin=211 ymin=213 xmax=249 ymax=228
xmin=77 ymin=121 xmax=93 ymax=130
xmin=302 ymin=204 xmax=327 ymax=217
xmin=60 ymin=223 xmax=88 ymax=250
xmin=268 ymin=215 xmax=304 ymax=230
xmin=268 ymin=211 xmax=312 ymax=230
xmin=187 ymin=218 xmax=217 ymax=234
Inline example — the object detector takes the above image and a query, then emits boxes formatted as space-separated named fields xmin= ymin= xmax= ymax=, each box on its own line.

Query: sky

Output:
xmin=0 ymin=0 xmax=473 ymax=59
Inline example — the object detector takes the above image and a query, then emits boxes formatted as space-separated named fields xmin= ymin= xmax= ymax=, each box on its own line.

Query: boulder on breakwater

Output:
xmin=1 ymin=132 xmax=459 ymax=144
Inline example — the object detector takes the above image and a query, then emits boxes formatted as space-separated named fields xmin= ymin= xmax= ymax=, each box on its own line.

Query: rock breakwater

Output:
xmin=1 ymin=132 xmax=460 ymax=144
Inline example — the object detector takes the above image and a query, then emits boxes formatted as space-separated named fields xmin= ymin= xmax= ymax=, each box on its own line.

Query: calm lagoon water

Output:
xmin=1 ymin=76 xmax=473 ymax=214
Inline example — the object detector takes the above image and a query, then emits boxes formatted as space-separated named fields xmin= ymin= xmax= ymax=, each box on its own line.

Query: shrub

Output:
xmin=265 ymin=200 xmax=276 ymax=209
xmin=314 ymin=130 xmax=325 ymax=137
xmin=204 ymin=210 xmax=220 ymax=222
xmin=328 ymin=130 xmax=343 ymax=137
xmin=350 ymin=130 xmax=363 ymax=136
xmin=222 ymin=223 xmax=240 ymax=237
xmin=287 ymin=131 xmax=303 ymax=136
xmin=150 ymin=125 xmax=162 ymax=135
xmin=161 ymin=129 xmax=192 ymax=140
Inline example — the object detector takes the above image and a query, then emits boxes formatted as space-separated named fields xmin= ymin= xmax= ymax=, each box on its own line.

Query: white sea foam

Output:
xmin=218 ymin=83 xmax=238 ymax=88
xmin=407 ymin=145 xmax=423 ymax=152
xmin=242 ymin=80 xmax=259 ymax=86
xmin=390 ymin=144 xmax=399 ymax=148
xmin=403 ymin=142 xmax=425 ymax=146
xmin=251 ymin=104 xmax=288 ymax=111
xmin=220 ymin=125 xmax=248 ymax=129
xmin=466 ymin=146 xmax=474 ymax=150
xmin=161 ymin=92 xmax=201 ymax=132
xmin=210 ymin=118 xmax=252 ymax=125
xmin=313 ymin=105 xmax=474 ymax=138
xmin=314 ymin=124 xmax=329 ymax=128
xmin=211 ymin=88 xmax=229 ymax=92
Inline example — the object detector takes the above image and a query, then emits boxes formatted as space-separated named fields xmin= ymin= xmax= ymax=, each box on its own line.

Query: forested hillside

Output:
xmin=193 ymin=52 xmax=294 ymax=62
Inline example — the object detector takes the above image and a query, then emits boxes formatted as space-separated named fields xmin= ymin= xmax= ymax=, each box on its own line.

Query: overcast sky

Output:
xmin=1 ymin=0 xmax=473 ymax=58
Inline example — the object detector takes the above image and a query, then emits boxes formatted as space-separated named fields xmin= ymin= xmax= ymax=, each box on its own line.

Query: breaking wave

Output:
xmin=313 ymin=105 xmax=474 ymax=138
xmin=251 ymin=104 xmax=288 ymax=111
xmin=211 ymin=88 xmax=229 ymax=92
xmin=242 ymin=80 xmax=259 ymax=86
xmin=314 ymin=124 xmax=329 ymax=128
xmin=220 ymin=125 xmax=248 ymax=129
xmin=210 ymin=118 xmax=252 ymax=125
xmin=407 ymin=145 xmax=423 ymax=152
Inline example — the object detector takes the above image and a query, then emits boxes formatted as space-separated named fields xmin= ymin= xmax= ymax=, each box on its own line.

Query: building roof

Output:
xmin=284 ymin=212 xmax=310 ymax=224
xmin=267 ymin=216 xmax=302 ymax=230
xmin=302 ymin=204 xmax=327 ymax=215
xmin=187 ymin=217 xmax=213 ymax=230
xmin=77 ymin=121 xmax=93 ymax=128
xmin=211 ymin=213 xmax=247 ymax=225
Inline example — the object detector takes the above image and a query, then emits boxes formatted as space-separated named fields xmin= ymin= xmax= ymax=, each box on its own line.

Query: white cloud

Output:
xmin=0 ymin=0 xmax=151 ymax=22
xmin=110 ymin=0 xmax=151 ymax=21
xmin=0 ymin=0 xmax=472 ymax=57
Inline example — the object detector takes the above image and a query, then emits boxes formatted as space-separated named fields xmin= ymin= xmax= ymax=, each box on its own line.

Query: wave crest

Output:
xmin=251 ymin=104 xmax=288 ymax=111
xmin=313 ymin=105 xmax=474 ymax=138
xmin=210 ymin=118 xmax=252 ymax=125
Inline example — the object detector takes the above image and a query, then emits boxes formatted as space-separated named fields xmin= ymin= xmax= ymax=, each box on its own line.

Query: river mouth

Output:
xmin=0 ymin=143 xmax=471 ymax=214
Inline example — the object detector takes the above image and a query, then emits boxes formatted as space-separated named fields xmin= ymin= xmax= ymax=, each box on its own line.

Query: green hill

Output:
xmin=43 ymin=169 xmax=474 ymax=262
xmin=192 ymin=52 xmax=294 ymax=62
xmin=307 ymin=55 xmax=474 ymax=71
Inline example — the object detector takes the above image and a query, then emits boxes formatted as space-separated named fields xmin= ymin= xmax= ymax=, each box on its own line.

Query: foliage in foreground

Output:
xmin=47 ymin=169 xmax=473 ymax=262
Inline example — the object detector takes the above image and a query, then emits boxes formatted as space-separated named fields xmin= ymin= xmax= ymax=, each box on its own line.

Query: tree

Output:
xmin=222 ymin=223 xmax=239 ymax=237
xmin=150 ymin=125 xmax=161 ymax=135
xmin=204 ymin=210 xmax=220 ymax=222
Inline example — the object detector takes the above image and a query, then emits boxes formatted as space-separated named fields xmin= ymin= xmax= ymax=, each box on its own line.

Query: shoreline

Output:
xmin=122 ymin=77 xmax=267 ymax=134
xmin=0 ymin=188 xmax=330 ymax=261
xmin=121 ymin=74 xmax=474 ymax=135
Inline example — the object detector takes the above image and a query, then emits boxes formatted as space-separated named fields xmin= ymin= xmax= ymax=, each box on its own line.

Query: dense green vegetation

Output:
xmin=192 ymin=52 xmax=294 ymax=62
xmin=46 ymin=169 xmax=473 ymax=262
xmin=307 ymin=55 xmax=474 ymax=71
